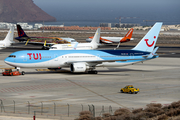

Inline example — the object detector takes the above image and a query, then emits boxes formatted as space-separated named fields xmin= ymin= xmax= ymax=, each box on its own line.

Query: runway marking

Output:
xmin=65 ymin=78 xmax=127 ymax=108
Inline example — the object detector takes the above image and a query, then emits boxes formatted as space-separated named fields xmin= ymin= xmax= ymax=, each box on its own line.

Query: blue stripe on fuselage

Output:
xmin=5 ymin=50 xmax=150 ymax=63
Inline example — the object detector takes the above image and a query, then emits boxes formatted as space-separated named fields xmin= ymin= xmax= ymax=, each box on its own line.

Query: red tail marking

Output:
xmin=144 ymin=39 xmax=155 ymax=47
xmin=120 ymin=28 xmax=133 ymax=43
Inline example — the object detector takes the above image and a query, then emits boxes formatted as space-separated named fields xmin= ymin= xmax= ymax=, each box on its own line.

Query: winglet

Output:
xmin=25 ymin=39 xmax=30 ymax=45
xmin=44 ymin=40 xmax=47 ymax=46
xmin=73 ymin=42 xmax=78 ymax=50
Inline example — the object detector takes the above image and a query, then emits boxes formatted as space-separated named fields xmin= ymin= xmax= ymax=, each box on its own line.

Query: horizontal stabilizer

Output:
xmin=142 ymin=47 xmax=159 ymax=58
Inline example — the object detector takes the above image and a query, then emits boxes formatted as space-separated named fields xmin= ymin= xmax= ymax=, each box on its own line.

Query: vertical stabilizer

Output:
xmin=17 ymin=24 xmax=28 ymax=37
xmin=132 ymin=22 xmax=162 ymax=52
xmin=91 ymin=28 xmax=101 ymax=48
xmin=120 ymin=28 xmax=133 ymax=43
xmin=4 ymin=26 xmax=14 ymax=43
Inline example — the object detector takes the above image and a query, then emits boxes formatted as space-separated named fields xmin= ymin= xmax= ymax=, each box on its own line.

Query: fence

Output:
xmin=0 ymin=99 xmax=120 ymax=119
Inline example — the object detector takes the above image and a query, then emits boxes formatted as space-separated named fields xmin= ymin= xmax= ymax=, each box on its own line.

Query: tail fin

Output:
xmin=16 ymin=24 xmax=28 ymax=37
xmin=120 ymin=28 xmax=133 ymax=43
xmin=90 ymin=28 xmax=101 ymax=47
xmin=4 ymin=26 xmax=14 ymax=43
xmin=132 ymin=22 xmax=162 ymax=52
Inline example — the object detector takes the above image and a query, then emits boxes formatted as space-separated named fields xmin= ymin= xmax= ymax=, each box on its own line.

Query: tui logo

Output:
xmin=27 ymin=53 xmax=42 ymax=60
xmin=144 ymin=36 xmax=156 ymax=47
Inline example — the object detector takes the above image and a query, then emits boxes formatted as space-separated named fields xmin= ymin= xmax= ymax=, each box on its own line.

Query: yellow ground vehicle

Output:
xmin=120 ymin=85 xmax=139 ymax=94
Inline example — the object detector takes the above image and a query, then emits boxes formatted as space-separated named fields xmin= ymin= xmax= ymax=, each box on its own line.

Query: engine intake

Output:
xmin=70 ymin=63 xmax=87 ymax=73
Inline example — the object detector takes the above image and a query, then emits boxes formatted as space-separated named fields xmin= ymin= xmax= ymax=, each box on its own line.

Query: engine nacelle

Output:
xmin=70 ymin=63 xmax=87 ymax=73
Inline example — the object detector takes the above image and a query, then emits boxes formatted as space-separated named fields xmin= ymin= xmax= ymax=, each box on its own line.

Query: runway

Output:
xmin=0 ymin=43 xmax=180 ymax=119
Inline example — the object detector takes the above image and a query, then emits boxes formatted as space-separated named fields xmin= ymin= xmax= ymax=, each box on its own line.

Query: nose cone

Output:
xmin=4 ymin=57 xmax=9 ymax=63
xmin=4 ymin=57 xmax=14 ymax=67
xmin=4 ymin=57 xmax=10 ymax=64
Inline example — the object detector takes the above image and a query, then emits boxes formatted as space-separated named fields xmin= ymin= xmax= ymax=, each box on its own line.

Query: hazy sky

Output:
xmin=33 ymin=0 xmax=180 ymax=25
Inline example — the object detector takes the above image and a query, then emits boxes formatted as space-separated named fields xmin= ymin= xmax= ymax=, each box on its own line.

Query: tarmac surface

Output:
xmin=0 ymin=44 xmax=180 ymax=119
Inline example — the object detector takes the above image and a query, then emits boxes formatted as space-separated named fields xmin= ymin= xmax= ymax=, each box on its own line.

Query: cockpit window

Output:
xmin=8 ymin=55 xmax=16 ymax=58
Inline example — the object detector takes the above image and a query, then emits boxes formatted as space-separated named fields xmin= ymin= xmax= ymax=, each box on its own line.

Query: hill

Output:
xmin=0 ymin=0 xmax=56 ymax=22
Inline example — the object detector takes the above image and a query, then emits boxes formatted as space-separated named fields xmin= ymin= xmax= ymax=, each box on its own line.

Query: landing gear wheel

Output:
xmin=94 ymin=71 xmax=98 ymax=74
xmin=21 ymin=71 xmax=25 ymax=75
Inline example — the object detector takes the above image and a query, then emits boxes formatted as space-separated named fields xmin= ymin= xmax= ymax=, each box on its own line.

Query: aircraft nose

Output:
xmin=4 ymin=57 xmax=14 ymax=66
xmin=4 ymin=57 xmax=10 ymax=64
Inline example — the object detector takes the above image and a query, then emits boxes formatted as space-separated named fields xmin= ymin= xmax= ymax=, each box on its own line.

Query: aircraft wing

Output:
xmin=99 ymin=38 xmax=113 ymax=44
xmin=25 ymin=41 xmax=56 ymax=46
xmin=64 ymin=58 xmax=145 ymax=65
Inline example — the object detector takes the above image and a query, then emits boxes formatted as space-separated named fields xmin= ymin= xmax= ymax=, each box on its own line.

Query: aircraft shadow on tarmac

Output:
xmin=23 ymin=68 xmax=152 ymax=75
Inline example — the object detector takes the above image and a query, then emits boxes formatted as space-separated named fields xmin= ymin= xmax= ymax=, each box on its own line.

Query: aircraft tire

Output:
xmin=94 ymin=71 xmax=98 ymax=74
xmin=22 ymin=71 xmax=25 ymax=75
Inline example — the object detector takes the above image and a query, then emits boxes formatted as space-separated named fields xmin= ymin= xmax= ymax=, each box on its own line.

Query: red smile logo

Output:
xmin=144 ymin=36 xmax=156 ymax=47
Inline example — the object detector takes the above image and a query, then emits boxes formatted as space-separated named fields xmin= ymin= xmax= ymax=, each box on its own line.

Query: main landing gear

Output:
xmin=15 ymin=67 xmax=25 ymax=75
xmin=87 ymin=70 xmax=98 ymax=74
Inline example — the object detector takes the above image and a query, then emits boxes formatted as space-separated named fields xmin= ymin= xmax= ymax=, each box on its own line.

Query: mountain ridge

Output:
xmin=0 ymin=0 xmax=56 ymax=22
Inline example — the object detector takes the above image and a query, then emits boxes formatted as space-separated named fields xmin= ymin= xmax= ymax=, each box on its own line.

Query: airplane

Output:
xmin=15 ymin=24 xmax=77 ymax=49
xmin=4 ymin=22 xmax=162 ymax=74
xmin=49 ymin=28 xmax=100 ymax=50
xmin=86 ymin=28 xmax=134 ymax=44
xmin=0 ymin=26 xmax=14 ymax=50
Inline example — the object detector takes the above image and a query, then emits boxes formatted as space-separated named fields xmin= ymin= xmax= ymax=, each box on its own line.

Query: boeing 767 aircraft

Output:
xmin=5 ymin=22 xmax=162 ymax=74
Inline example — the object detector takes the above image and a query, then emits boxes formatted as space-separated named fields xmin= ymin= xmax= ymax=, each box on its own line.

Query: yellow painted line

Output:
xmin=36 ymin=69 xmax=51 ymax=71
xmin=0 ymin=68 xmax=15 ymax=69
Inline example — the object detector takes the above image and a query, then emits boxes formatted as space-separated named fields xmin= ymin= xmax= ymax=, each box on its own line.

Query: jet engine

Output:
xmin=70 ymin=63 xmax=88 ymax=73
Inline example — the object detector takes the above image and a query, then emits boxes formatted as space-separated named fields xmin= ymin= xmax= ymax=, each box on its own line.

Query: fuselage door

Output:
xmin=23 ymin=54 xmax=27 ymax=61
